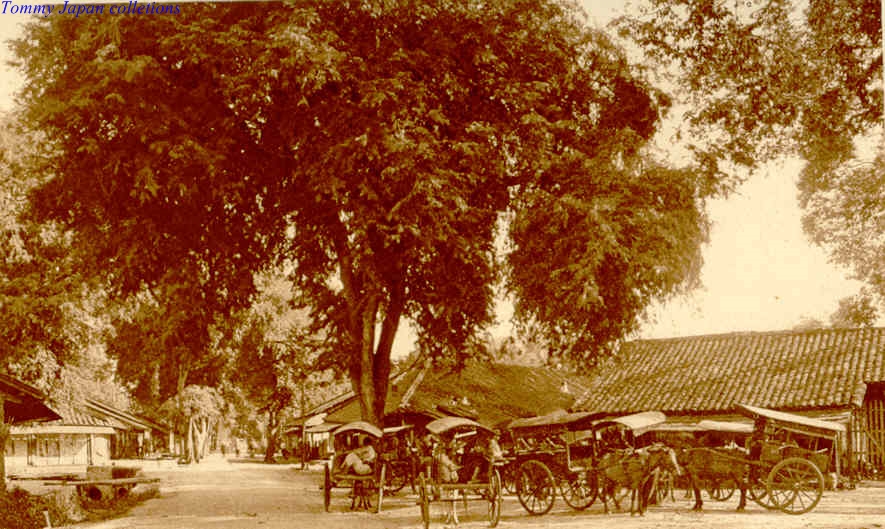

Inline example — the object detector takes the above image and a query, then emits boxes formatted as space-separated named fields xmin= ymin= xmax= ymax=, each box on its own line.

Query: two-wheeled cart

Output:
xmin=505 ymin=410 xmax=667 ymax=515
xmin=379 ymin=424 xmax=419 ymax=495
xmin=322 ymin=421 xmax=387 ymax=512
xmin=737 ymin=403 xmax=844 ymax=514
xmin=416 ymin=416 xmax=503 ymax=528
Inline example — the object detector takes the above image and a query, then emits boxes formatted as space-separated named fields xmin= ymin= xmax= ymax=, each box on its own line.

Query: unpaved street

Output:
xmin=74 ymin=460 xmax=885 ymax=529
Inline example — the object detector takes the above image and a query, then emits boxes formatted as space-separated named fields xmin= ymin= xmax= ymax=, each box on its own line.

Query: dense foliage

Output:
xmin=617 ymin=0 xmax=885 ymax=315
xmin=14 ymin=0 xmax=718 ymax=423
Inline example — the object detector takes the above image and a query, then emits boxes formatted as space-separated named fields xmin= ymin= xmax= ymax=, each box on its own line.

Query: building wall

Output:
xmin=5 ymin=433 xmax=112 ymax=472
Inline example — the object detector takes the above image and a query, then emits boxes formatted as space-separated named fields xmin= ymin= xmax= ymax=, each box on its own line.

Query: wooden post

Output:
xmin=1 ymin=395 xmax=7 ymax=493
xmin=300 ymin=385 xmax=307 ymax=470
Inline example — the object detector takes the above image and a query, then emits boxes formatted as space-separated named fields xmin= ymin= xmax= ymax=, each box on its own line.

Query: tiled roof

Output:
xmin=406 ymin=362 xmax=585 ymax=426
xmin=323 ymin=360 xmax=587 ymax=427
xmin=54 ymin=407 xmax=117 ymax=428
xmin=576 ymin=327 xmax=885 ymax=416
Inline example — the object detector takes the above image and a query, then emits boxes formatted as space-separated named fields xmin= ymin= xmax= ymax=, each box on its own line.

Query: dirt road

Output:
xmin=74 ymin=460 xmax=885 ymax=529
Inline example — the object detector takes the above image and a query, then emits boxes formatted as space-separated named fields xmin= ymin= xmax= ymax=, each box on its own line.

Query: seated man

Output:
xmin=436 ymin=443 xmax=460 ymax=483
xmin=343 ymin=437 xmax=376 ymax=475
xmin=461 ymin=435 xmax=502 ymax=483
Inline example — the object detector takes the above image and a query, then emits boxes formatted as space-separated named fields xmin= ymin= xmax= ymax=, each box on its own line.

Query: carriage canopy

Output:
xmin=332 ymin=421 xmax=384 ymax=438
xmin=505 ymin=410 xmax=595 ymax=432
xmin=696 ymin=419 xmax=754 ymax=434
xmin=425 ymin=416 xmax=494 ymax=436
xmin=592 ymin=410 xmax=667 ymax=436
xmin=736 ymin=403 xmax=845 ymax=440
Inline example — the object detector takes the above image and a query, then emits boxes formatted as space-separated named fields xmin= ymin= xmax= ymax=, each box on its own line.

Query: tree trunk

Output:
xmin=264 ymin=410 xmax=277 ymax=463
xmin=300 ymin=385 xmax=307 ymax=470
xmin=202 ymin=418 xmax=212 ymax=457
xmin=352 ymin=287 xmax=404 ymax=426
xmin=185 ymin=416 xmax=196 ymax=463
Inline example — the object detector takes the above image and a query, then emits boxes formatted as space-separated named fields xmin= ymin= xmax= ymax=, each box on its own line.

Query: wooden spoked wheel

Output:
xmin=560 ymin=471 xmax=597 ymax=510
xmin=707 ymin=479 xmax=737 ymax=501
xmin=322 ymin=463 xmax=332 ymax=512
xmin=767 ymin=457 xmax=824 ymax=515
xmin=500 ymin=462 xmax=518 ymax=493
xmin=383 ymin=461 xmax=408 ymax=494
xmin=418 ymin=473 xmax=431 ymax=529
xmin=516 ymin=459 xmax=556 ymax=515
xmin=748 ymin=471 xmax=778 ymax=510
xmin=488 ymin=469 xmax=503 ymax=527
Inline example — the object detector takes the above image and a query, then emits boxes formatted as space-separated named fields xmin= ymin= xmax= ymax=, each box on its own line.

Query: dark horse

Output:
xmin=678 ymin=447 xmax=751 ymax=511
xmin=599 ymin=443 xmax=682 ymax=516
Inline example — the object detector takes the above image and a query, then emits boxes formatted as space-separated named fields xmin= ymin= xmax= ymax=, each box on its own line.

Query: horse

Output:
xmin=678 ymin=447 xmax=751 ymax=511
xmin=598 ymin=443 xmax=682 ymax=516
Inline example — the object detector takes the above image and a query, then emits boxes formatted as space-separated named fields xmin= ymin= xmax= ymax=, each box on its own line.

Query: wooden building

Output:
xmin=1 ymin=373 xmax=61 ymax=487
xmin=575 ymin=327 xmax=885 ymax=477
xmin=6 ymin=407 xmax=115 ymax=474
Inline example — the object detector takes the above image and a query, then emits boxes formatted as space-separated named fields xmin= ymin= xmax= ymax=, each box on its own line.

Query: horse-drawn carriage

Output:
xmin=679 ymin=403 xmax=845 ymax=515
xmin=379 ymin=424 xmax=420 ymax=495
xmin=503 ymin=410 xmax=669 ymax=515
xmin=416 ymin=416 xmax=504 ymax=528
xmin=322 ymin=421 xmax=387 ymax=512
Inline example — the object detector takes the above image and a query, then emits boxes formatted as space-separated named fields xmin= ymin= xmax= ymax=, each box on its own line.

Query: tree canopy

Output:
xmin=617 ymin=0 xmax=881 ymax=170
xmin=617 ymin=0 xmax=885 ymax=314
xmin=15 ymin=0 xmax=719 ymax=424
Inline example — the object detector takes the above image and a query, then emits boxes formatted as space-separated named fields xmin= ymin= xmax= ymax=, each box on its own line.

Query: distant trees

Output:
xmin=830 ymin=289 xmax=879 ymax=328
xmin=159 ymin=385 xmax=224 ymax=463
xmin=226 ymin=274 xmax=327 ymax=462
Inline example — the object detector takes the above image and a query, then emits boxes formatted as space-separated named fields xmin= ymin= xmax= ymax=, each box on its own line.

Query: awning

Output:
xmin=506 ymin=410 xmax=595 ymax=431
xmin=0 ymin=373 xmax=61 ymax=424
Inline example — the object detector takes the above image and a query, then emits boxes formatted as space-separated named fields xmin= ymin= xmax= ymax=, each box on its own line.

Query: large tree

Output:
xmin=16 ymin=0 xmax=717 ymax=425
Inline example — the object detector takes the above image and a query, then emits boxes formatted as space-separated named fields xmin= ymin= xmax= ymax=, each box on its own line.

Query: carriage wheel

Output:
xmin=707 ymin=479 xmax=737 ymax=501
xmin=748 ymin=471 xmax=778 ymax=510
xmin=488 ymin=469 xmax=503 ymax=527
xmin=384 ymin=461 xmax=407 ymax=494
xmin=516 ymin=459 xmax=556 ymax=515
xmin=561 ymin=471 xmax=597 ymax=510
xmin=323 ymin=463 xmax=332 ymax=512
xmin=418 ymin=473 xmax=431 ymax=529
xmin=500 ymin=463 xmax=517 ymax=494
xmin=767 ymin=457 xmax=824 ymax=515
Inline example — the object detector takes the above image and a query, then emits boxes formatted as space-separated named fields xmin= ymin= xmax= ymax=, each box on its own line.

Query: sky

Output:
xmin=0 ymin=2 xmax=869 ymax=359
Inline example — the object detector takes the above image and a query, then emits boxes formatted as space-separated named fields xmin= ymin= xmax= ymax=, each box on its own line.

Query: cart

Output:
xmin=322 ymin=421 xmax=387 ymax=512
xmin=379 ymin=424 xmax=419 ymax=494
xmin=416 ymin=416 xmax=503 ymax=528
xmin=737 ymin=403 xmax=844 ymax=514
xmin=505 ymin=410 xmax=666 ymax=515
xmin=679 ymin=404 xmax=843 ymax=515
xmin=695 ymin=419 xmax=754 ymax=502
